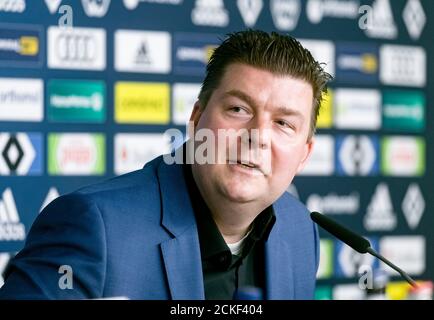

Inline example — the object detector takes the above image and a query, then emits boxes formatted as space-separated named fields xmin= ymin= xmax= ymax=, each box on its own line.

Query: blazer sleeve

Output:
xmin=0 ymin=193 xmax=107 ymax=300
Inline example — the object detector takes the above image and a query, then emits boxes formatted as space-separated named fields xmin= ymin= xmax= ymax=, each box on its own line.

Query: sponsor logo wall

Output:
xmin=0 ymin=0 xmax=432 ymax=298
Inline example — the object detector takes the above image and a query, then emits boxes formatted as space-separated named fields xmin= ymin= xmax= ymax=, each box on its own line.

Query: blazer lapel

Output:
xmin=157 ymin=158 xmax=205 ymax=300
xmin=265 ymin=206 xmax=295 ymax=300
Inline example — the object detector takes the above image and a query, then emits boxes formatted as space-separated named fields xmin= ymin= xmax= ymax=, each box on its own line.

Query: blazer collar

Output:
xmin=265 ymin=199 xmax=295 ymax=300
xmin=157 ymin=150 xmax=205 ymax=299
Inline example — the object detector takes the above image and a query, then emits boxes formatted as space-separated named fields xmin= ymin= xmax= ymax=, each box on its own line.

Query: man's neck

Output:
xmin=198 ymin=187 xmax=265 ymax=244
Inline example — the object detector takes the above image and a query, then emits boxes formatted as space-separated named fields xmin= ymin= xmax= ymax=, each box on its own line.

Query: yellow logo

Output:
xmin=115 ymin=82 xmax=170 ymax=124
xmin=317 ymin=89 xmax=333 ymax=129
xmin=205 ymin=45 xmax=217 ymax=62
xmin=361 ymin=54 xmax=377 ymax=73
xmin=19 ymin=36 xmax=39 ymax=56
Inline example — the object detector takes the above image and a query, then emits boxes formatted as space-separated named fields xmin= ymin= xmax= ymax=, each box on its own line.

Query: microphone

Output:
xmin=310 ymin=211 xmax=418 ymax=288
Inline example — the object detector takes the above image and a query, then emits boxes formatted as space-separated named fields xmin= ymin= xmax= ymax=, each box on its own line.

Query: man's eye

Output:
xmin=230 ymin=106 xmax=247 ymax=113
xmin=276 ymin=120 xmax=295 ymax=130
xmin=276 ymin=120 xmax=289 ymax=127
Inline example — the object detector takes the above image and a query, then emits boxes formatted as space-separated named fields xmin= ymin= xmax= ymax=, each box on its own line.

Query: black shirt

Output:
xmin=182 ymin=164 xmax=275 ymax=300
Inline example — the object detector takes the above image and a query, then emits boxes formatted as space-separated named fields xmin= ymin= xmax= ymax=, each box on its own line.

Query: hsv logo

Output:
xmin=47 ymin=26 xmax=106 ymax=71
xmin=0 ymin=188 xmax=26 ymax=241
xmin=81 ymin=0 xmax=111 ymax=17
xmin=0 ymin=133 xmax=42 ymax=176
xmin=335 ymin=238 xmax=379 ymax=278
xmin=336 ymin=135 xmax=379 ymax=176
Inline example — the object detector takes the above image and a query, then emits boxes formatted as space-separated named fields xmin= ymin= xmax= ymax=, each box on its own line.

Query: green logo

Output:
xmin=383 ymin=91 xmax=425 ymax=132
xmin=381 ymin=136 xmax=425 ymax=176
xmin=315 ymin=286 xmax=333 ymax=300
xmin=48 ymin=80 xmax=106 ymax=123
xmin=48 ymin=133 xmax=105 ymax=175
xmin=317 ymin=239 xmax=333 ymax=279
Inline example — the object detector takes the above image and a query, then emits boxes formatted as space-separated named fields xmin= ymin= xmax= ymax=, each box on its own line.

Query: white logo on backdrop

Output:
xmin=81 ymin=0 xmax=111 ymax=17
xmin=403 ymin=0 xmax=426 ymax=40
xmin=363 ymin=0 xmax=397 ymax=39
xmin=237 ymin=0 xmax=263 ymax=27
xmin=402 ymin=183 xmax=425 ymax=230
xmin=191 ymin=0 xmax=229 ymax=27
xmin=364 ymin=183 xmax=397 ymax=231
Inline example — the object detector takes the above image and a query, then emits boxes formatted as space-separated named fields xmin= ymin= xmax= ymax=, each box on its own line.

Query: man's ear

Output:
xmin=189 ymin=100 xmax=203 ymax=127
xmin=296 ymin=138 xmax=315 ymax=173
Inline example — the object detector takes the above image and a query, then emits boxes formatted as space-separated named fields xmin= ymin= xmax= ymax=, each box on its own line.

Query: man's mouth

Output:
xmin=227 ymin=159 xmax=264 ymax=175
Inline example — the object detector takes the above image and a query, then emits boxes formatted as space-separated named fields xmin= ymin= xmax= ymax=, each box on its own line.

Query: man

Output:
xmin=0 ymin=30 xmax=331 ymax=299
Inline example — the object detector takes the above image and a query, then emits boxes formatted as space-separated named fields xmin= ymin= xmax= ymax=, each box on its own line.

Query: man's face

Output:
xmin=190 ymin=63 xmax=314 ymax=206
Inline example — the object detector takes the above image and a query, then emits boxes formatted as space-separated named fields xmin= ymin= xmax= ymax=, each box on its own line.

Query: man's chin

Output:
xmin=220 ymin=186 xmax=261 ymax=203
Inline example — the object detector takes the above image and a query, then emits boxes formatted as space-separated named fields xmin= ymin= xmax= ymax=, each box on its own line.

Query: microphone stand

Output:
xmin=366 ymin=247 xmax=418 ymax=288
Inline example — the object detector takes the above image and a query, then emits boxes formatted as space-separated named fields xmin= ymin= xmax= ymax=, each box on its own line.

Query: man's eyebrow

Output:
xmin=275 ymin=106 xmax=304 ymax=120
xmin=223 ymin=89 xmax=258 ymax=109
xmin=224 ymin=89 xmax=305 ymax=120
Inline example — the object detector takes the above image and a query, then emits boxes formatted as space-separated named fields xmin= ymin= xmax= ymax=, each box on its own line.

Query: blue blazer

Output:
xmin=0 ymin=154 xmax=319 ymax=300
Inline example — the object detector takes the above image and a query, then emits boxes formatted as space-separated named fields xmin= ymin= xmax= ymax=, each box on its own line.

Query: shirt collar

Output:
xmin=182 ymin=163 xmax=276 ymax=261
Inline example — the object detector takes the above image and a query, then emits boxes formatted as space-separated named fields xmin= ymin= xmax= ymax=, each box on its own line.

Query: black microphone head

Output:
xmin=310 ymin=211 xmax=371 ymax=254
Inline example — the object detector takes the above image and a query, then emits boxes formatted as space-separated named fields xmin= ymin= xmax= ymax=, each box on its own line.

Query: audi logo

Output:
xmin=56 ymin=34 xmax=97 ymax=62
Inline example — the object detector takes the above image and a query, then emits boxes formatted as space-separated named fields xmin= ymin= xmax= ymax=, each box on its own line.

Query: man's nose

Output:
xmin=246 ymin=118 xmax=271 ymax=150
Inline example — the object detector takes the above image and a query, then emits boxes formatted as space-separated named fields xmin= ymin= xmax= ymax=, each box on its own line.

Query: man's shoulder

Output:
xmin=274 ymin=190 xmax=310 ymax=218
xmin=44 ymin=156 xmax=169 ymax=216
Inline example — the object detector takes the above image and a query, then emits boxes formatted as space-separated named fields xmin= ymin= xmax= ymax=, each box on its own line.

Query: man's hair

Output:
xmin=198 ymin=30 xmax=332 ymax=141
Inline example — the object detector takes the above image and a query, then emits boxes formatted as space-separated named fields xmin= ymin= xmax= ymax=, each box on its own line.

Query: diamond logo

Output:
xmin=403 ymin=0 xmax=426 ymax=40
xmin=0 ymin=133 xmax=40 ymax=176
xmin=237 ymin=0 xmax=263 ymax=27
xmin=2 ymin=136 xmax=23 ymax=172
xmin=45 ymin=0 xmax=62 ymax=14
xmin=364 ymin=183 xmax=397 ymax=231
xmin=402 ymin=183 xmax=425 ymax=230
